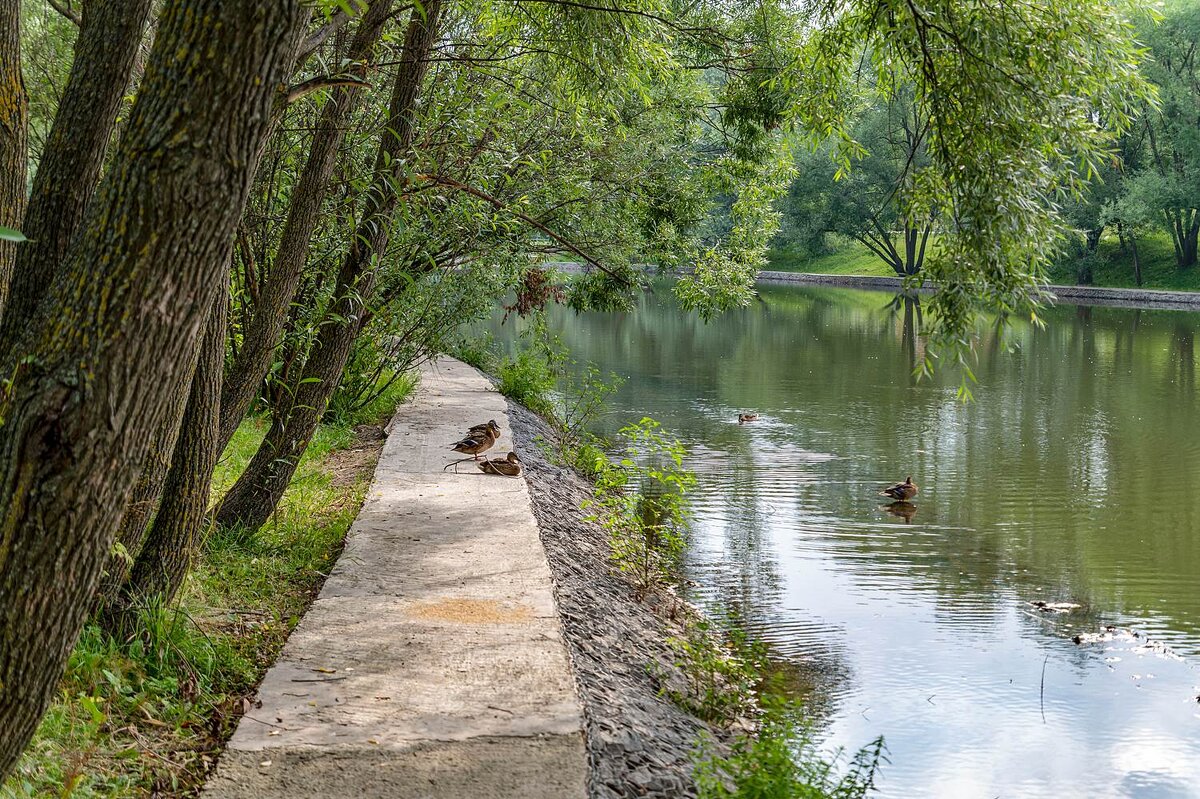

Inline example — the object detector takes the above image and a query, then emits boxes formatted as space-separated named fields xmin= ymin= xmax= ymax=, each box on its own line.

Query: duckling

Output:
xmin=880 ymin=476 xmax=918 ymax=501
xmin=450 ymin=425 xmax=497 ymax=460
xmin=738 ymin=413 xmax=759 ymax=424
xmin=479 ymin=451 xmax=522 ymax=477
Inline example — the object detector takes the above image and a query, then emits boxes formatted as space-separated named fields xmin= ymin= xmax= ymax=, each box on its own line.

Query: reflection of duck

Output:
xmin=479 ymin=451 xmax=522 ymax=477
xmin=880 ymin=476 xmax=918 ymax=501
xmin=738 ymin=413 xmax=759 ymax=424
xmin=883 ymin=501 xmax=917 ymax=523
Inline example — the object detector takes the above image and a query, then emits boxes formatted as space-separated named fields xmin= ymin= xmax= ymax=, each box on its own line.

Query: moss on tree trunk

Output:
xmin=0 ymin=0 xmax=27 ymax=315
xmin=0 ymin=0 xmax=153 ymax=336
xmin=0 ymin=0 xmax=304 ymax=780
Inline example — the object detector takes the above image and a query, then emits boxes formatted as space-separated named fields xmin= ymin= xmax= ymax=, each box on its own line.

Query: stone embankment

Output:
xmin=755 ymin=270 xmax=1200 ymax=310
xmin=508 ymin=402 xmax=724 ymax=798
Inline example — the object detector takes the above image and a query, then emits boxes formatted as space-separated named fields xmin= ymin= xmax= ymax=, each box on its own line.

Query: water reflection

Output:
xmin=485 ymin=283 xmax=1200 ymax=798
xmin=882 ymin=501 xmax=918 ymax=523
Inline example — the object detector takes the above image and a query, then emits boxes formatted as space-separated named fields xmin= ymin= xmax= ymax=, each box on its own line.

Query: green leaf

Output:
xmin=0 ymin=226 xmax=27 ymax=243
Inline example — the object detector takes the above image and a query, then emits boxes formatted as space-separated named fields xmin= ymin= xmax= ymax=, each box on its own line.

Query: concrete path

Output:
xmin=204 ymin=358 xmax=588 ymax=798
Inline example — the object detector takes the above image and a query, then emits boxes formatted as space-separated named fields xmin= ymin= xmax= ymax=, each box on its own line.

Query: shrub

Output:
xmin=587 ymin=417 xmax=695 ymax=597
xmin=694 ymin=703 xmax=885 ymax=799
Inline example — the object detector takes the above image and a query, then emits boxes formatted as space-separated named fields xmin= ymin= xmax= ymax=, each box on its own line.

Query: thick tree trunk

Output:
xmin=92 ymin=380 xmax=194 ymax=608
xmin=216 ymin=0 xmax=443 ymax=533
xmin=102 ymin=284 xmax=228 ymax=635
xmin=0 ymin=0 xmax=26 ymax=314
xmin=0 ymin=0 xmax=153 ymax=336
xmin=0 ymin=0 xmax=304 ymax=781
xmin=218 ymin=0 xmax=395 ymax=452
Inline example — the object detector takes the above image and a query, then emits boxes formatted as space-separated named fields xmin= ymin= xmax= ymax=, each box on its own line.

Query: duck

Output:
xmin=738 ymin=413 xmax=759 ymax=424
xmin=479 ymin=451 xmax=522 ymax=477
xmin=450 ymin=424 xmax=498 ymax=460
xmin=880 ymin=476 xmax=918 ymax=501
xmin=466 ymin=419 xmax=500 ymax=438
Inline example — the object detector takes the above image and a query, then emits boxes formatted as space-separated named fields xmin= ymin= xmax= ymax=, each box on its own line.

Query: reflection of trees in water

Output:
xmin=885 ymin=293 xmax=924 ymax=376
xmin=484 ymin=286 xmax=1200 ymax=648
xmin=1170 ymin=320 xmax=1195 ymax=394
xmin=684 ymin=446 xmax=786 ymax=617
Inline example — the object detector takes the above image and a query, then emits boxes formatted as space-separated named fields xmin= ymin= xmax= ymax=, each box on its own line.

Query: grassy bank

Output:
xmin=2 ymin=383 xmax=411 ymax=798
xmin=767 ymin=231 xmax=1200 ymax=291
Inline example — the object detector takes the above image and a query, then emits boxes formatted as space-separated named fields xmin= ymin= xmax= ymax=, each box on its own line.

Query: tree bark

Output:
xmin=91 ymin=376 xmax=194 ymax=608
xmin=102 ymin=283 xmax=228 ymax=635
xmin=0 ymin=0 xmax=153 ymax=335
xmin=216 ymin=0 xmax=443 ymax=533
xmin=0 ymin=0 xmax=304 ymax=780
xmin=218 ymin=0 xmax=395 ymax=452
xmin=0 ymin=0 xmax=26 ymax=315
xmin=1129 ymin=230 xmax=1143 ymax=287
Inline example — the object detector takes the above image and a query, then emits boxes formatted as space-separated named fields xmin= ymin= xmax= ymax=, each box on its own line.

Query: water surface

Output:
xmin=487 ymin=283 xmax=1200 ymax=799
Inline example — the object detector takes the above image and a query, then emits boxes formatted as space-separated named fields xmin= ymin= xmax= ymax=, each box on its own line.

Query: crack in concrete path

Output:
xmin=204 ymin=358 xmax=588 ymax=798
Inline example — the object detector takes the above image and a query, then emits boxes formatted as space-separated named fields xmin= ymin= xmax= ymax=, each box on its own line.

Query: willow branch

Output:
xmin=285 ymin=75 xmax=372 ymax=105
xmin=414 ymin=173 xmax=630 ymax=285
xmin=47 ymin=0 xmax=81 ymax=25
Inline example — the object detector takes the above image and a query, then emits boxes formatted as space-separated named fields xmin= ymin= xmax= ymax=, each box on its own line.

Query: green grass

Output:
xmin=766 ymin=243 xmax=897 ymax=276
xmin=2 ymin=384 xmax=412 ymax=798
xmin=768 ymin=231 xmax=1200 ymax=291
xmin=1044 ymin=232 xmax=1198 ymax=290
xmin=694 ymin=703 xmax=885 ymax=799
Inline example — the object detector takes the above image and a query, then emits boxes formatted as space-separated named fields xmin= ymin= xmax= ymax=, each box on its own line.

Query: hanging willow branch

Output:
xmin=412 ymin=173 xmax=632 ymax=286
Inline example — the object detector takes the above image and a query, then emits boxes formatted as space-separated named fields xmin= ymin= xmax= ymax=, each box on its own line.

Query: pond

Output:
xmin=484 ymin=281 xmax=1200 ymax=799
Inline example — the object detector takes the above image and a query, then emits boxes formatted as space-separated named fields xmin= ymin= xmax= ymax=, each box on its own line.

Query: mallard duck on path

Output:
xmin=880 ymin=476 xmax=918 ymax=501
xmin=450 ymin=423 xmax=498 ymax=460
xmin=479 ymin=451 xmax=522 ymax=477
xmin=466 ymin=419 xmax=501 ymax=439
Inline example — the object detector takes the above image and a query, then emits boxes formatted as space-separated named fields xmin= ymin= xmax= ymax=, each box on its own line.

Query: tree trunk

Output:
xmin=215 ymin=0 xmax=443 ymax=534
xmin=91 ymin=378 xmax=194 ymax=609
xmin=0 ymin=0 xmax=153 ymax=336
xmin=0 ymin=0 xmax=304 ymax=781
xmin=218 ymin=0 xmax=395 ymax=452
xmin=0 ymin=0 xmax=26 ymax=315
xmin=1180 ymin=210 xmax=1199 ymax=269
xmin=1129 ymin=231 xmax=1143 ymax=287
xmin=102 ymin=283 xmax=228 ymax=635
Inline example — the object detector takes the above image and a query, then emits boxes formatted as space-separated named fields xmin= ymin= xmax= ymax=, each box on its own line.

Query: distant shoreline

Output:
xmin=548 ymin=262 xmax=1200 ymax=312
xmin=755 ymin=271 xmax=1200 ymax=311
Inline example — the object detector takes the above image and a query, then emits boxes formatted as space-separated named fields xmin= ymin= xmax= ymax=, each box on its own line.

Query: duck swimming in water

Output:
xmin=880 ymin=476 xmax=918 ymax=501
xmin=738 ymin=413 xmax=759 ymax=424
